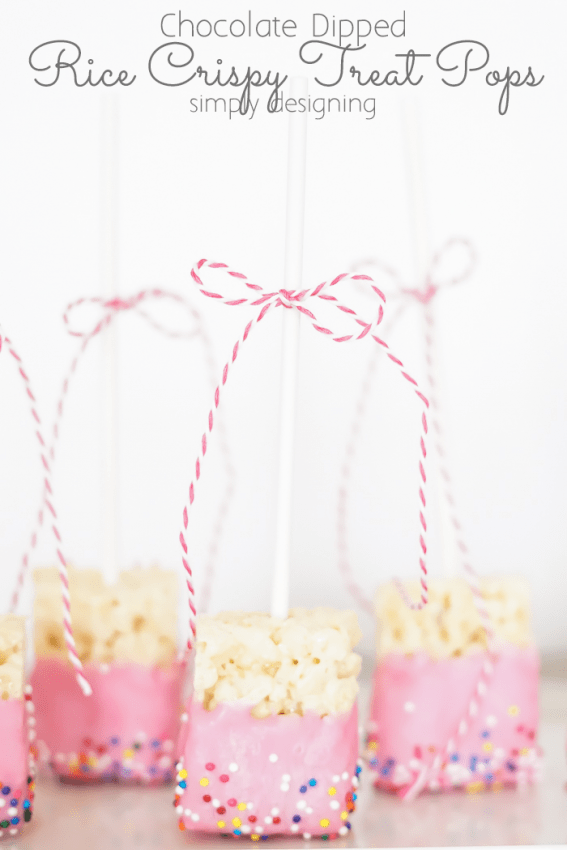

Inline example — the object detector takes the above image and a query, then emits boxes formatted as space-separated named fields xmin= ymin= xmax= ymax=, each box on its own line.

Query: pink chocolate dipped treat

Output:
xmin=32 ymin=566 xmax=183 ymax=784
xmin=367 ymin=578 xmax=541 ymax=797
xmin=175 ymin=608 xmax=363 ymax=839
xmin=32 ymin=658 xmax=182 ymax=782
xmin=0 ymin=616 xmax=36 ymax=838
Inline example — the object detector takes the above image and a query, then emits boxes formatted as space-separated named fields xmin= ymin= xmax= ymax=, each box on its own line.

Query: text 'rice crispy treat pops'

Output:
xmin=367 ymin=577 xmax=541 ymax=797
xmin=0 ymin=616 xmax=36 ymax=837
xmin=31 ymin=566 xmax=183 ymax=783
xmin=175 ymin=608 xmax=363 ymax=839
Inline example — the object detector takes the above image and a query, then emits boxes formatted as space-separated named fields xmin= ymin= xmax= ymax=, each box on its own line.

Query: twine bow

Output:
xmin=179 ymin=259 xmax=432 ymax=651
xmin=62 ymin=289 xmax=202 ymax=341
xmin=190 ymin=261 xmax=391 ymax=341
xmin=354 ymin=237 xmax=477 ymax=307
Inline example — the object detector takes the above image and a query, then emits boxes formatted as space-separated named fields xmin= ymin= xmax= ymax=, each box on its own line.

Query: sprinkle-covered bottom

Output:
xmin=0 ymin=685 xmax=36 ymax=839
xmin=176 ymin=699 xmax=360 ymax=839
xmin=367 ymin=645 xmax=542 ymax=796
xmin=0 ymin=774 xmax=35 ymax=839
xmin=31 ymin=657 xmax=183 ymax=785
xmin=47 ymin=733 xmax=176 ymax=784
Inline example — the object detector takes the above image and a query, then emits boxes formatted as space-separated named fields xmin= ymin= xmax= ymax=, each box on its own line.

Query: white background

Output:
xmin=0 ymin=1 xmax=565 ymax=660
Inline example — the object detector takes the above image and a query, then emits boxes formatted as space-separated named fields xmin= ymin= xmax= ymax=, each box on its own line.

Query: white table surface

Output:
xmin=10 ymin=678 xmax=567 ymax=849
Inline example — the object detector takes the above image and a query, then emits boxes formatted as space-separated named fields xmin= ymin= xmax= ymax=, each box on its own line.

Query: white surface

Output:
xmin=11 ymin=677 xmax=567 ymax=849
xmin=0 ymin=1 xmax=566 ymax=661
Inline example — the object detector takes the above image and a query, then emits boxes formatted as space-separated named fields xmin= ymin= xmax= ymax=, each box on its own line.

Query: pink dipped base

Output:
xmin=367 ymin=645 xmax=541 ymax=797
xmin=175 ymin=699 xmax=360 ymax=840
xmin=0 ymin=690 xmax=36 ymax=839
xmin=31 ymin=658 xmax=184 ymax=784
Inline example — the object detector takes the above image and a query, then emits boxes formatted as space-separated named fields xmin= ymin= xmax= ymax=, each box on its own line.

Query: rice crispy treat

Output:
xmin=175 ymin=608 xmax=363 ymax=839
xmin=375 ymin=577 xmax=532 ymax=658
xmin=31 ymin=567 xmax=182 ymax=784
xmin=368 ymin=577 xmax=541 ymax=796
xmin=0 ymin=614 xmax=26 ymax=700
xmin=34 ymin=565 xmax=177 ymax=666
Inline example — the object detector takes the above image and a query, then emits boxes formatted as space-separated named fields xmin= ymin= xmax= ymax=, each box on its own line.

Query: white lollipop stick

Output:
xmin=271 ymin=77 xmax=308 ymax=619
xmin=100 ymin=94 xmax=120 ymax=585
xmin=401 ymin=96 xmax=456 ymax=579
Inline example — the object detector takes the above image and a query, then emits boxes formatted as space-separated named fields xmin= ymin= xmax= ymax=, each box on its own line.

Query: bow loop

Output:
xmin=427 ymin=237 xmax=476 ymax=292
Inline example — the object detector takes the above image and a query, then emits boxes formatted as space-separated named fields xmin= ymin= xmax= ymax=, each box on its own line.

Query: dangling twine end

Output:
xmin=77 ymin=674 xmax=92 ymax=697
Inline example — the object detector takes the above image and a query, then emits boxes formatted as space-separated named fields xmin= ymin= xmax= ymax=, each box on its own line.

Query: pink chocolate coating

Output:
xmin=31 ymin=658 xmax=183 ymax=783
xmin=175 ymin=699 xmax=360 ymax=838
xmin=0 ymin=698 xmax=34 ymax=836
xmin=368 ymin=644 xmax=541 ymax=795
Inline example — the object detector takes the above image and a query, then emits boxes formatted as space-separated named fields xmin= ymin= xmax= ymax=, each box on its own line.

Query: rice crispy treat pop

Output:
xmin=17 ymin=289 xmax=234 ymax=786
xmin=175 ymin=608 xmax=363 ymax=839
xmin=336 ymin=238 xmax=544 ymax=799
xmin=171 ymin=222 xmax=438 ymax=838
xmin=31 ymin=566 xmax=183 ymax=784
xmin=367 ymin=577 xmax=541 ymax=798
xmin=0 ymin=616 xmax=35 ymax=838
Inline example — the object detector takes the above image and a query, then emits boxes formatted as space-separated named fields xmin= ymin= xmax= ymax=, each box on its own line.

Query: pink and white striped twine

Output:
xmin=179 ymin=259 xmax=432 ymax=651
xmin=0 ymin=325 xmax=91 ymax=696
xmin=336 ymin=239 xmax=499 ymax=800
xmin=338 ymin=238 xmax=492 ymax=629
xmin=9 ymin=289 xmax=235 ymax=650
